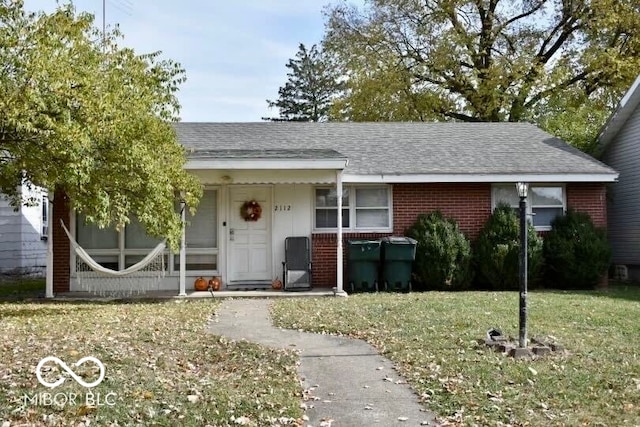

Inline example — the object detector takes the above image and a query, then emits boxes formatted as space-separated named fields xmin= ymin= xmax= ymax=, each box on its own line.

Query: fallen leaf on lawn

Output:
xmin=187 ymin=395 xmax=199 ymax=403
xmin=528 ymin=367 xmax=538 ymax=376
xmin=233 ymin=416 xmax=251 ymax=425
xmin=76 ymin=405 xmax=96 ymax=416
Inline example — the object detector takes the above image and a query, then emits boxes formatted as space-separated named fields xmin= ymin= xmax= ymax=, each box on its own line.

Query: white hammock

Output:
xmin=60 ymin=220 xmax=167 ymax=297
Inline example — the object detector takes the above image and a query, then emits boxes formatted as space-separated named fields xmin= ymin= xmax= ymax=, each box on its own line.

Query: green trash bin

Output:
xmin=381 ymin=236 xmax=417 ymax=292
xmin=347 ymin=240 xmax=381 ymax=293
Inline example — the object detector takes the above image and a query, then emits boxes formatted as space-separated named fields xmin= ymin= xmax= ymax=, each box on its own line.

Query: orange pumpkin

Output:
xmin=194 ymin=276 xmax=208 ymax=291
xmin=208 ymin=277 xmax=221 ymax=291
xmin=272 ymin=277 xmax=283 ymax=290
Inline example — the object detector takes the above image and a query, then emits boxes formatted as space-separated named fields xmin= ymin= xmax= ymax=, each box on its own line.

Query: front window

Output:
xmin=314 ymin=186 xmax=391 ymax=231
xmin=492 ymin=184 xmax=565 ymax=230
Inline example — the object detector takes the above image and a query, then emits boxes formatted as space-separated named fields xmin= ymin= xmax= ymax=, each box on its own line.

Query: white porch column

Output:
xmin=335 ymin=170 xmax=347 ymax=296
xmin=178 ymin=201 xmax=187 ymax=296
xmin=45 ymin=192 xmax=54 ymax=298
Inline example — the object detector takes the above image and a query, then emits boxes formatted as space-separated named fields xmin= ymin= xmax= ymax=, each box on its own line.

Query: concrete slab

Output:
xmin=208 ymin=299 xmax=438 ymax=426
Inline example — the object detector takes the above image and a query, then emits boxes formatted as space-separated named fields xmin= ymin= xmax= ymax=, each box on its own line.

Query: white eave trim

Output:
xmin=598 ymin=74 xmax=640 ymax=149
xmin=186 ymin=158 xmax=348 ymax=170
xmin=343 ymin=173 xmax=619 ymax=183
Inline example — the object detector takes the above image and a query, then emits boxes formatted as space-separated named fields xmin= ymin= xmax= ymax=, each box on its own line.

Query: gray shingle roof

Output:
xmin=174 ymin=122 xmax=616 ymax=177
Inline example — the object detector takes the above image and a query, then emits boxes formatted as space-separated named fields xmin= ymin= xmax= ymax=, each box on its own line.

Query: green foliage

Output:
xmin=405 ymin=211 xmax=472 ymax=290
xmin=322 ymin=0 xmax=640 ymax=147
xmin=0 ymin=1 xmax=201 ymax=250
xmin=543 ymin=209 xmax=611 ymax=289
xmin=474 ymin=204 xmax=543 ymax=290
xmin=265 ymin=43 xmax=343 ymax=122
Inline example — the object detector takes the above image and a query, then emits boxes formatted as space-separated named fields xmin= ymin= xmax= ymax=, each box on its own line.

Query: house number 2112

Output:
xmin=274 ymin=205 xmax=291 ymax=211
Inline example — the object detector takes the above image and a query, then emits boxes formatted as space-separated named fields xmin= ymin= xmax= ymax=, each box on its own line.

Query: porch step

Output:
xmin=226 ymin=281 xmax=272 ymax=291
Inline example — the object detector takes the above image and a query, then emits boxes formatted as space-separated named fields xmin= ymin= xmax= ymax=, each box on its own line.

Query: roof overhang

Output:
xmin=343 ymin=173 xmax=619 ymax=184
xmin=599 ymin=74 xmax=640 ymax=150
xmin=186 ymin=158 xmax=348 ymax=170
xmin=185 ymin=148 xmax=348 ymax=170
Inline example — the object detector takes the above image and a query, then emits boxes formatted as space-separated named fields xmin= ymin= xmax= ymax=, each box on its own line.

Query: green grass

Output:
xmin=272 ymin=286 xmax=640 ymax=426
xmin=0 ymin=300 xmax=303 ymax=426
xmin=0 ymin=278 xmax=45 ymax=298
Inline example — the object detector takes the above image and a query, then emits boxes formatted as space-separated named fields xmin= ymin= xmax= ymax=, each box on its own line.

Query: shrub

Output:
xmin=543 ymin=209 xmax=611 ymax=289
xmin=405 ymin=211 xmax=472 ymax=290
xmin=474 ymin=204 xmax=543 ymax=290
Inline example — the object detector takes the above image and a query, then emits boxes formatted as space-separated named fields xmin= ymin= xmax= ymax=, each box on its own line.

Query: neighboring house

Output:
xmin=0 ymin=184 xmax=48 ymax=276
xmin=600 ymin=74 xmax=640 ymax=280
xmin=49 ymin=122 xmax=617 ymax=295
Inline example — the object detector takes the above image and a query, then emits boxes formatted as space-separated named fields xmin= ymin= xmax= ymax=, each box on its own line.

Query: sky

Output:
xmin=23 ymin=0 xmax=345 ymax=122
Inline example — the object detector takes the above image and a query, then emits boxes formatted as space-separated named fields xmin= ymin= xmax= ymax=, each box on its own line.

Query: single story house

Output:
xmin=600 ymin=74 xmax=640 ymax=280
xmin=47 ymin=122 xmax=617 ymax=296
xmin=0 ymin=184 xmax=48 ymax=276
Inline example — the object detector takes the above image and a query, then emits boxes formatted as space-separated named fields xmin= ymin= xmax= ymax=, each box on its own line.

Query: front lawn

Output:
xmin=0 ymin=300 xmax=302 ymax=426
xmin=0 ymin=278 xmax=45 ymax=298
xmin=272 ymin=286 xmax=640 ymax=426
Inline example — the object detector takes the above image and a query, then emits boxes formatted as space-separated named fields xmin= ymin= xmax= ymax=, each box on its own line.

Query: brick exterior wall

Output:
xmin=312 ymin=183 xmax=492 ymax=287
xmin=50 ymin=182 xmax=608 ymax=291
xmin=311 ymin=182 xmax=608 ymax=288
xmin=52 ymin=189 xmax=71 ymax=293
xmin=566 ymin=183 xmax=607 ymax=227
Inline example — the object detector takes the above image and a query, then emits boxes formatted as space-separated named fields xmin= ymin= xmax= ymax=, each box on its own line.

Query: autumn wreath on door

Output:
xmin=240 ymin=200 xmax=262 ymax=222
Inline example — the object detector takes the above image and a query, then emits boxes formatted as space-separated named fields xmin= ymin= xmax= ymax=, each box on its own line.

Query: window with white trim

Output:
xmin=314 ymin=186 xmax=391 ymax=231
xmin=492 ymin=184 xmax=565 ymax=230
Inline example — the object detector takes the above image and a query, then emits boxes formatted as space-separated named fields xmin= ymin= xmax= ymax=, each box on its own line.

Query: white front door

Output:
xmin=228 ymin=186 xmax=272 ymax=283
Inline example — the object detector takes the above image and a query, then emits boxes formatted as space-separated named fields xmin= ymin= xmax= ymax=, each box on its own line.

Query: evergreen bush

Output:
xmin=474 ymin=204 xmax=543 ymax=290
xmin=543 ymin=209 xmax=611 ymax=289
xmin=405 ymin=211 xmax=472 ymax=290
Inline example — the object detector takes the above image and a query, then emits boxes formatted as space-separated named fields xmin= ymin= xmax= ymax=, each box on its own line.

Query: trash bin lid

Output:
xmin=348 ymin=239 xmax=381 ymax=246
xmin=381 ymin=236 xmax=417 ymax=245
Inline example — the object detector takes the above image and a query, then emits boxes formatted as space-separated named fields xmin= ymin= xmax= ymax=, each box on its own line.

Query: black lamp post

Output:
xmin=516 ymin=182 xmax=529 ymax=349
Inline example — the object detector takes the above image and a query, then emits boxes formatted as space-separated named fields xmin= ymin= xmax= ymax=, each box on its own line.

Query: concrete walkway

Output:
xmin=208 ymin=299 xmax=437 ymax=426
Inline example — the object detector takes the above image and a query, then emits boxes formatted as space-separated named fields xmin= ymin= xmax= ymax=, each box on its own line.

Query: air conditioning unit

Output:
xmin=613 ymin=264 xmax=628 ymax=281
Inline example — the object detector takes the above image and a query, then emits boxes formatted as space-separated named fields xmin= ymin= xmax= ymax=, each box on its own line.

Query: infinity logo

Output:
xmin=35 ymin=356 xmax=106 ymax=389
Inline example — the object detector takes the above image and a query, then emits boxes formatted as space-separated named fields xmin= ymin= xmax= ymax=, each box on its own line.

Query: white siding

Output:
xmin=603 ymin=104 xmax=640 ymax=266
xmin=0 ymin=185 xmax=47 ymax=275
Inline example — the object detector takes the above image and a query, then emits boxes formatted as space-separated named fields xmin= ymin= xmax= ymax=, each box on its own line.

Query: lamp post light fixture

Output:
xmin=516 ymin=182 xmax=529 ymax=348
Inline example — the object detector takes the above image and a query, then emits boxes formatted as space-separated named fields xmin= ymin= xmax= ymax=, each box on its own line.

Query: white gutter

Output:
xmin=342 ymin=173 xmax=618 ymax=184
xmin=186 ymin=158 xmax=348 ymax=170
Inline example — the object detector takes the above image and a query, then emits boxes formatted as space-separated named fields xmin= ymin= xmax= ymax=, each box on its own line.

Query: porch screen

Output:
xmin=174 ymin=189 xmax=218 ymax=271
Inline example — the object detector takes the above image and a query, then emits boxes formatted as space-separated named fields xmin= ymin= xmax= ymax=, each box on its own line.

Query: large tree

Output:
xmin=0 ymin=1 xmax=201 ymax=250
xmin=265 ymin=43 xmax=342 ymax=122
xmin=324 ymin=0 xmax=640 ymax=148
